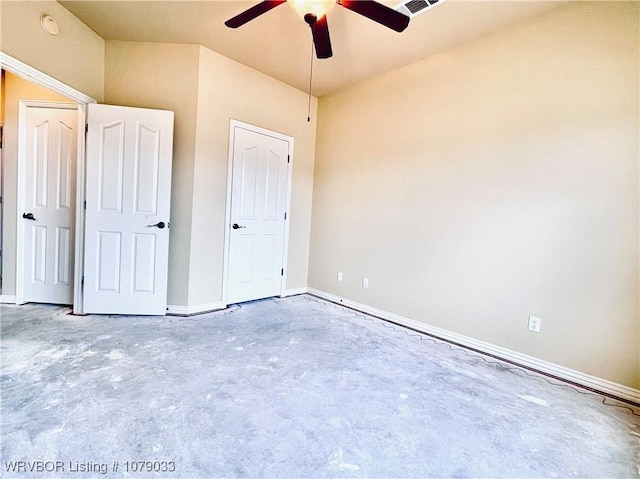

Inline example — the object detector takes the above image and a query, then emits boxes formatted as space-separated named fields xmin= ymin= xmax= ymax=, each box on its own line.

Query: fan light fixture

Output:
xmin=225 ymin=0 xmax=411 ymax=120
xmin=286 ymin=0 xmax=336 ymax=19
xmin=225 ymin=0 xmax=410 ymax=60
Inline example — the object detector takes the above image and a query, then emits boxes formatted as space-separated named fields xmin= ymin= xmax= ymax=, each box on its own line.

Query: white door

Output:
xmin=227 ymin=125 xmax=290 ymax=304
xmin=83 ymin=104 xmax=174 ymax=315
xmin=21 ymin=105 xmax=77 ymax=304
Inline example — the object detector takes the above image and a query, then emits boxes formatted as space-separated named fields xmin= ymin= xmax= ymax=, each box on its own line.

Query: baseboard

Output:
xmin=0 ymin=295 xmax=17 ymax=304
xmin=307 ymin=288 xmax=640 ymax=407
xmin=166 ymin=289 xmax=308 ymax=315
xmin=281 ymin=287 xmax=308 ymax=297
xmin=166 ymin=301 xmax=226 ymax=317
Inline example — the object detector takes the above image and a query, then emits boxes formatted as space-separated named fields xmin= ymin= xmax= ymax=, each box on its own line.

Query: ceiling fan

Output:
xmin=225 ymin=0 xmax=410 ymax=59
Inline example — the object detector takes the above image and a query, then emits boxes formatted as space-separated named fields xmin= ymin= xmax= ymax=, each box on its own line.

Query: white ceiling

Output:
xmin=59 ymin=0 xmax=563 ymax=97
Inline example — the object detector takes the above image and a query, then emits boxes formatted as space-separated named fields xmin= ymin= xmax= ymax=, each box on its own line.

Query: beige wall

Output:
xmin=188 ymin=46 xmax=316 ymax=306
xmin=104 ymin=41 xmax=200 ymax=307
xmin=1 ymin=72 xmax=72 ymax=295
xmin=0 ymin=0 xmax=104 ymax=101
xmin=309 ymin=2 xmax=640 ymax=388
xmin=104 ymin=42 xmax=316 ymax=308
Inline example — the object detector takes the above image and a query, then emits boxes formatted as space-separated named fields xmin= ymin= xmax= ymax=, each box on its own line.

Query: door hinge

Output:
xmin=281 ymin=268 xmax=284 ymax=276
xmin=81 ymin=276 xmax=85 ymax=286
xmin=84 ymin=200 xmax=86 ymax=209
xmin=284 ymin=212 xmax=287 ymax=220
xmin=85 ymin=124 xmax=88 ymax=134
xmin=287 ymin=155 xmax=290 ymax=164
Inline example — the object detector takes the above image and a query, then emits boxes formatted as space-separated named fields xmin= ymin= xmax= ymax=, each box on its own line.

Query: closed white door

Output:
xmin=227 ymin=126 xmax=290 ymax=304
xmin=21 ymin=105 xmax=77 ymax=304
xmin=83 ymin=104 xmax=174 ymax=315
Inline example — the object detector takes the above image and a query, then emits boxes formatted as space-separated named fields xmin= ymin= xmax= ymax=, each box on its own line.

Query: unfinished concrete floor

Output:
xmin=1 ymin=295 xmax=639 ymax=478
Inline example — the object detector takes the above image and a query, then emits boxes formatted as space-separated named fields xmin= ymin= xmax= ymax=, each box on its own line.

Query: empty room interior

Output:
xmin=1 ymin=0 xmax=639 ymax=477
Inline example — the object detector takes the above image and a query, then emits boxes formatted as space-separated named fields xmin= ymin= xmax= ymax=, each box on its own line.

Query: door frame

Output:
xmin=222 ymin=119 xmax=294 ymax=307
xmin=1 ymin=52 xmax=97 ymax=312
xmin=16 ymin=100 xmax=78 ymax=305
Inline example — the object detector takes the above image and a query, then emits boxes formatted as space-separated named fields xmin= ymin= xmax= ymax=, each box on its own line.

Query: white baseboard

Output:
xmin=281 ymin=287 xmax=308 ymax=297
xmin=307 ymin=288 xmax=640 ymax=407
xmin=0 ymin=295 xmax=17 ymax=304
xmin=166 ymin=301 xmax=225 ymax=316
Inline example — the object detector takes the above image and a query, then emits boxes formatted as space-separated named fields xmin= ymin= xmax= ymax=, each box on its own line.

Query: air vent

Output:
xmin=395 ymin=0 xmax=444 ymax=18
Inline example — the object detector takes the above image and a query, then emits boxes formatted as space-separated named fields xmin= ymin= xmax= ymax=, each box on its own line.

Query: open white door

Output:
xmin=83 ymin=104 xmax=174 ymax=315
xmin=18 ymin=103 xmax=77 ymax=305
xmin=226 ymin=124 xmax=291 ymax=304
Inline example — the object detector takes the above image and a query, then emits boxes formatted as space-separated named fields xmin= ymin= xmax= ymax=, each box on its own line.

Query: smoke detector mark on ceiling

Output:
xmin=395 ymin=0 xmax=444 ymax=18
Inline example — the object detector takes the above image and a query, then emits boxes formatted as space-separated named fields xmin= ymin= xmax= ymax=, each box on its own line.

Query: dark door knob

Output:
xmin=22 ymin=213 xmax=36 ymax=221
xmin=232 ymin=223 xmax=246 ymax=230
xmin=146 ymin=221 xmax=166 ymax=229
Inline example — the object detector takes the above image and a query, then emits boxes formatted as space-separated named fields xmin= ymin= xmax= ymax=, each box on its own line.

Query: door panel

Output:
xmin=55 ymin=226 xmax=71 ymax=285
xmin=134 ymin=125 xmax=160 ymax=215
xmin=57 ymin=122 xmax=74 ymax=210
xmin=132 ymin=233 xmax=156 ymax=293
xmin=227 ymin=126 xmax=289 ymax=304
xmin=22 ymin=106 xmax=77 ymax=304
xmin=83 ymin=104 xmax=173 ymax=315
xmin=96 ymin=231 xmax=121 ymax=292
xmin=99 ymin=121 xmax=125 ymax=213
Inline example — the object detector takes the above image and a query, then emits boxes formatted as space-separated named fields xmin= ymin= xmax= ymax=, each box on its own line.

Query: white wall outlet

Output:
xmin=337 ymin=272 xmax=343 ymax=282
xmin=528 ymin=316 xmax=541 ymax=333
xmin=362 ymin=277 xmax=369 ymax=288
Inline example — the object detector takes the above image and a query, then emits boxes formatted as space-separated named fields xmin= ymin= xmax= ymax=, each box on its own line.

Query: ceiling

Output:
xmin=59 ymin=0 xmax=563 ymax=97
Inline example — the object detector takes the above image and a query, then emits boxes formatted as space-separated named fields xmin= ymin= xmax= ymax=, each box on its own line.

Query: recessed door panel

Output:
xmin=263 ymin=149 xmax=281 ymax=221
xmin=238 ymin=235 xmax=255 ymax=283
xmin=97 ymin=232 xmax=121 ymax=292
xmin=261 ymin=235 xmax=276 ymax=280
xmin=57 ymin=122 xmax=74 ymax=210
xmin=240 ymin=146 xmax=258 ymax=219
xmin=134 ymin=124 xmax=160 ymax=215
xmin=132 ymin=233 xmax=156 ymax=293
xmin=55 ymin=227 xmax=71 ymax=285
xmin=99 ymin=121 xmax=125 ymax=213
xmin=34 ymin=121 xmax=49 ymax=208
xmin=31 ymin=225 xmax=47 ymax=283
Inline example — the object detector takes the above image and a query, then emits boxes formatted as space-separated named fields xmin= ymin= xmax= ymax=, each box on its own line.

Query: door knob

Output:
xmin=146 ymin=221 xmax=166 ymax=229
xmin=232 ymin=223 xmax=246 ymax=230
xmin=22 ymin=212 xmax=36 ymax=221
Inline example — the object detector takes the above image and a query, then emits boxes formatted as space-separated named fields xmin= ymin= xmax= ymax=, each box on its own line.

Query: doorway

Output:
xmin=224 ymin=120 xmax=293 ymax=305
xmin=1 ymin=54 xmax=174 ymax=315
xmin=0 ymin=65 xmax=84 ymax=305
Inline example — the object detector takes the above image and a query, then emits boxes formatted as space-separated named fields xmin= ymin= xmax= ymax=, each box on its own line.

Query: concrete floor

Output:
xmin=1 ymin=295 xmax=639 ymax=478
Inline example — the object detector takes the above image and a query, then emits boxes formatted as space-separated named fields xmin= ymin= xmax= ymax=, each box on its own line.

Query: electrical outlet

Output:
xmin=528 ymin=316 xmax=541 ymax=333
xmin=337 ymin=272 xmax=343 ymax=282
xmin=362 ymin=277 xmax=369 ymax=288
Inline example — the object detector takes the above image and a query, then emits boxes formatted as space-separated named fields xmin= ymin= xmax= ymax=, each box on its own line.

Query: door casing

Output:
xmin=1 ymin=52 xmax=96 ymax=313
xmin=222 ymin=119 xmax=294 ymax=307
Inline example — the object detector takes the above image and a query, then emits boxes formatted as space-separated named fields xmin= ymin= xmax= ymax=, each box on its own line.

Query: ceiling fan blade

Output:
xmin=310 ymin=15 xmax=333 ymax=59
xmin=338 ymin=0 xmax=410 ymax=32
xmin=225 ymin=0 xmax=286 ymax=28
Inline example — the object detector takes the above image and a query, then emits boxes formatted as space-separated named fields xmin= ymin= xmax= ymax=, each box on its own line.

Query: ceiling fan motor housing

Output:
xmin=304 ymin=13 xmax=318 ymax=25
